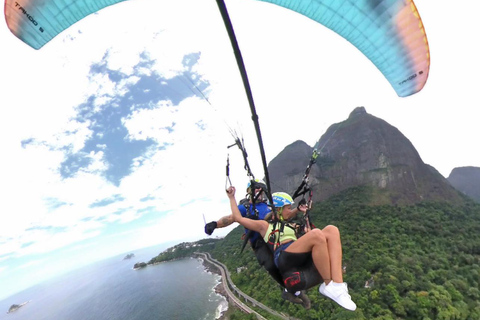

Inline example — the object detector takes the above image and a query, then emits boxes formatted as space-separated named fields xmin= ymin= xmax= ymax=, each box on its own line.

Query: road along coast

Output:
xmin=195 ymin=252 xmax=292 ymax=320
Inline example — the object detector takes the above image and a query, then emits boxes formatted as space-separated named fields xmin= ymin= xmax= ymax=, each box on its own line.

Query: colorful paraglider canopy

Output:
xmin=258 ymin=0 xmax=430 ymax=97
xmin=4 ymin=0 xmax=429 ymax=97
xmin=4 ymin=0 xmax=128 ymax=50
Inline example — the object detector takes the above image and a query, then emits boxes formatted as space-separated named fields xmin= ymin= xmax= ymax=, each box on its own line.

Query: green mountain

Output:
xmin=150 ymin=107 xmax=480 ymax=319
xmin=154 ymin=189 xmax=480 ymax=319
xmin=448 ymin=167 xmax=480 ymax=203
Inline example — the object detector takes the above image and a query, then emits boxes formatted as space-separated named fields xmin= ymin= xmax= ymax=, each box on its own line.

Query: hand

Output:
xmin=298 ymin=204 xmax=308 ymax=213
xmin=297 ymin=198 xmax=307 ymax=207
xmin=226 ymin=186 xmax=236 ymax=198
xmin=205 ymin=221 xmax=217 ymax=235
xmin=297 ymin=198 xmax=308 ymax=213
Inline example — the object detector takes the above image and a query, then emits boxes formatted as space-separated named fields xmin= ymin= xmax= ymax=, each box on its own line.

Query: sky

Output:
xmin=1 ymin=0 xmax=479 ymax=301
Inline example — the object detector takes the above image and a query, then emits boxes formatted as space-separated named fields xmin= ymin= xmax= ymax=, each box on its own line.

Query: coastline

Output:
xmin=133 ymin=256 xmax=230 ymax=319
xmin=198 ymin=257 xmax=230 ymax=320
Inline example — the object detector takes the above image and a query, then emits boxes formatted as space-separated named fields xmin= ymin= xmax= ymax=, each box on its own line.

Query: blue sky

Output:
xmin=1 ymin=0 xmax=479 ymax=301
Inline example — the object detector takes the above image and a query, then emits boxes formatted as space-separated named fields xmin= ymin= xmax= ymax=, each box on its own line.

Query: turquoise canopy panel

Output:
xmin=4 ymin=0 xmax=429 ymax=97
xmin=258 ymin=0 xmax=430 ymax=97
xmin=4 ymin=0 xmax=128 ymax=50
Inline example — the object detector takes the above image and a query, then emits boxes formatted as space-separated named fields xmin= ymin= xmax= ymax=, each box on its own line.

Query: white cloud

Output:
xmin=19 ymin=259 xmax=47 ymax=269
xmin=1 ymin=0 xmax=480 ymax=301
xmin=122 ymin=101 xmax=177 ymax=141
xmin=17 ymin=226 xmax=102 ymax=257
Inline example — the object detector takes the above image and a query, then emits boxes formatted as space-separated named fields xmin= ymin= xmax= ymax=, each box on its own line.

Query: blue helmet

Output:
xmin=272 ymin=192 xmax=294 ymax=208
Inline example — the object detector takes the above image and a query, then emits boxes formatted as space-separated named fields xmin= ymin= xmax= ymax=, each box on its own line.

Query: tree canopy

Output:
xmin=152 ymin=187 xmax=480 ymax=319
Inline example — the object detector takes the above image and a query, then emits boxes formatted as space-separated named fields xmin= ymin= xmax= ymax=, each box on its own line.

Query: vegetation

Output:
xmin=148 ymin=238 xmax=221 ymax=264
xmin=152 ymin=187 xmax=480 ymax=319
xmin=133 ymin=262 xmax=147 ymax=269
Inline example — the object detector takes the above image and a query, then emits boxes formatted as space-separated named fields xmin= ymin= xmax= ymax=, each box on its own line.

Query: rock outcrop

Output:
xmin=448 ymin=167 xmax=480 ymax=202
xmin=269 ymin=107 xmax=464 ymax=205
xmin=123 ymin=253 xmax=135 ymax=260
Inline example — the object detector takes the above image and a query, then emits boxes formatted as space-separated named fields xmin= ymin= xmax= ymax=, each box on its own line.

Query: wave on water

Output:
xmin=215 ymin=300 xmax=229 ymax=319
xmin=198 ymin=257 xmax=228 ymax=319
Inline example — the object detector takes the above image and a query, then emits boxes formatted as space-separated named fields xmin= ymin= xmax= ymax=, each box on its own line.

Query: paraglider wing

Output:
xmin=258 ymin=0 xmax=430 ymax=97
xmin=4 ymin=0 xmax=128 ymax=50
xmin=5 ymin=0 xmax=429 ymax=95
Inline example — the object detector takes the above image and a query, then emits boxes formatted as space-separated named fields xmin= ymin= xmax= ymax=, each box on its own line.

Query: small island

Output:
xmin=7 ymin=301 xmax=30 ymax=314
xmin=133 ymin=262 xmax=147 ymax=270
xmin=123 ymin=253 xmax=135 ymax=260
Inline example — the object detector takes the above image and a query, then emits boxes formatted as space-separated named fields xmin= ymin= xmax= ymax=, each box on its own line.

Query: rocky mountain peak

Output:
xmin=348 ymin=106 xmax=367 ymax=119
xmin=269 ymin=107 xmax=463 ymax=205
xmin=447 ymin=167 xmax=480 ymax=202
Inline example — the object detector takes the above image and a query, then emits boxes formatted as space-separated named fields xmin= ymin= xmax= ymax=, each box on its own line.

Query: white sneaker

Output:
xmin=319 ymin=282 xmax=357 ymax=311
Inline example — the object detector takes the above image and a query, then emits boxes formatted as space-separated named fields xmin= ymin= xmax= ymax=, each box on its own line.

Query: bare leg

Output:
xmin=284 ymin=229 xmax=332 ymax=283
xmin=288 ymin=226 xmax=356 ymax=311
xmin=322 ymin=225 xmax=343 ymax=283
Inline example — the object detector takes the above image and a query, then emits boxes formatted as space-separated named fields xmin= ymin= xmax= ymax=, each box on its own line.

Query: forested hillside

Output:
xmin=149 ymin=186 xmax=480 ymax=319
xmin=207 ymin=187 xmax=480 ymax=320
xmin=147 ymin=106 xmax=480 ymax=319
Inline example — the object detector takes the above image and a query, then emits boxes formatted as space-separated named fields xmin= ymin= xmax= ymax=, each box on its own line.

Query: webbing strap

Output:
xmin=216 ymin=0 xmax=275 ymax=210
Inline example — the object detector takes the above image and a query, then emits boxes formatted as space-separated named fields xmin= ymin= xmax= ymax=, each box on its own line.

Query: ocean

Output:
xmin=0 ymin=246 xmax=227 ymax=320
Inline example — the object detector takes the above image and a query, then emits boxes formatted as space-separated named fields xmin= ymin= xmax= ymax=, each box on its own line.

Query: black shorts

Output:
xmin=277 ymin=250 xmax=322 ymax=292
xmin=276 ymin=249 xmax=312 ymax=274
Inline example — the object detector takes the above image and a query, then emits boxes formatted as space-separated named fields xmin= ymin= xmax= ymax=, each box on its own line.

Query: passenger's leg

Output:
xmin=322 ymin=225 xmax=343 ymax=283
xmin=283 ymin=229 xmax=332 ymax=283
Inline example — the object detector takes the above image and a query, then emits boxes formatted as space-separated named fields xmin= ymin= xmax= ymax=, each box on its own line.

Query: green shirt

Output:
xmin=263 ymin=222 xmax=297 ymax=245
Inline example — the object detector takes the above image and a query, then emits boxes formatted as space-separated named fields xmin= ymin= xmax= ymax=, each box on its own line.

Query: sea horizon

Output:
xmin=0 ymin=245 xmax=227 ymax=320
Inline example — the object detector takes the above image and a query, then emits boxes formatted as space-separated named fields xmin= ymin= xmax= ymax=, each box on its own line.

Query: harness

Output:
xmin=266 ymin=221 xmax=297 ymax=252
xmin=290 ymin=147 xmax=319 ymax=232
xmin=226 ymin=137 xmax=277 ymax=252
xmin=224 ymin=139 xmax=324 ymax=292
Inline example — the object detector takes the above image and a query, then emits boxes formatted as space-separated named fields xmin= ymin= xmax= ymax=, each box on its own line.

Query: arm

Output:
xmin=205 ymin=213 xmax=235 ymax=235
xmin=304 ymin=215 xmax=312 ymax=233
xmin=291 ymin=207 xmax=301 ymax=216
xmin=226 ymin=186 xmax=269 ymax=237
xmin=298 ymin=203 xmax=312 ymax=234
xmin=216 ymin=214 xmax=235 ymax=228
